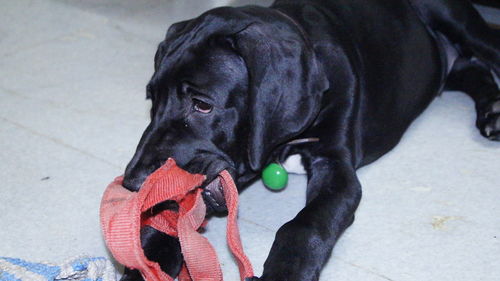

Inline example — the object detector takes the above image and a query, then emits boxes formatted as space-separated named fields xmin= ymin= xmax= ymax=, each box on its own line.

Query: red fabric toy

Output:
xmin=100 ymin=158 xmax=254 ymax=281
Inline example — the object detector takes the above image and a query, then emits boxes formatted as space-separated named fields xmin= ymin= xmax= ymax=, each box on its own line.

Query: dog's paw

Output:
xmin=477 ymin=97 xmax=500 ymax=141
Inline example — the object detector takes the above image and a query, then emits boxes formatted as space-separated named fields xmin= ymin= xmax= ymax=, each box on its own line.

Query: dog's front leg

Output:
xmin=258 ymin=155 xmax=361 ymax=281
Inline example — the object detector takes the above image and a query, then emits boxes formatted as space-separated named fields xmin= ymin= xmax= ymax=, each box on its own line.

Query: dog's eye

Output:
xmin=193 ymin=98 xmax=213 ymax=114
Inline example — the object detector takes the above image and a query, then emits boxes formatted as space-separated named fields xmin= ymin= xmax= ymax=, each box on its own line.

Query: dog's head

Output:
xmin=123 ymin=6 xmax=328 ymax=191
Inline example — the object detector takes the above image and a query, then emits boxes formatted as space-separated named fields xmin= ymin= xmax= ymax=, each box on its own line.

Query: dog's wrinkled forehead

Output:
xmin=152 ymin=5 xmax=301 ymax=74
xmin=148 ymin=38 xmax=248 ymax=109
xmin=155 ymin=7 xmax=250 ymax=69
xmin=147 ymin=7 xmax=252 ymax=90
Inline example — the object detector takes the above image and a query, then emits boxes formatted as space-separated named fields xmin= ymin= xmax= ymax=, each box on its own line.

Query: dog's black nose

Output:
xmin=122 ymin=175 xmax=145 ymax=192
xmin=123 ymin=160 xmax=151 ymax=191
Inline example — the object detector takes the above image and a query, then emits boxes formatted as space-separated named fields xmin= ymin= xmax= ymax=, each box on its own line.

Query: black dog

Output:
xmin=120 ymin=0 xmax=500 ymax=280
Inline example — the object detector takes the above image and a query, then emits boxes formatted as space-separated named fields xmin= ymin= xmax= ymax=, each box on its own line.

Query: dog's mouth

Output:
xmin=127 ymin=170 xmax=229 ymax=216
xmin=201 ymin=175 xmax=228 ymax=213
xmin=123 ymin=154 xmax=233 ymax=213
xmin=192 ymin=157 xmax=234 ymax=213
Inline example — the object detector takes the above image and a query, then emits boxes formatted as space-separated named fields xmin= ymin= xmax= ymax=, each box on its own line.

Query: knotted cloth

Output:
xmin=100 ymin=158 xmax=254 ymax=281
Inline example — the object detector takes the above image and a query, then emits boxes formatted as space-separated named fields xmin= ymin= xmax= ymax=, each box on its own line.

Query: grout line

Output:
xmin=0 ymin=86 xmax=89 ymax=114
xmin=109 ymin=22 xmax=160 ymax=45
xmin=332 ymin=256 xmax=396 ymax=281
xmin=0 ymin=4 xmax=158 ymax=58
xmin=0 ymin=29 xmax=154 ymax=60
xmin=0 ymin=116 xmax=122 ymax=169
xmin=239 ymin=217 xmax=275 ymax=232
xmin=0 ymin=85 xmax=146 ymax=120
xmin=0 ymin=31 xmax=80 ymax=58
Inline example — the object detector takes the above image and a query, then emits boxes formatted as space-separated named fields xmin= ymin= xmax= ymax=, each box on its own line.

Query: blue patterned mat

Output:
xmin=0 ymin=256 xmax=116 ymax=281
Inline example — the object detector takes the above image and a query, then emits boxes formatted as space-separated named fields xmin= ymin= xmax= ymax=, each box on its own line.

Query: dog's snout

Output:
xmin=123 ymin=157 xmax=153 ymax=191
xmin=123 ymin=125 xmax=163 ymax=191
xmin=122 ymin=174 xmax=146 ymax=192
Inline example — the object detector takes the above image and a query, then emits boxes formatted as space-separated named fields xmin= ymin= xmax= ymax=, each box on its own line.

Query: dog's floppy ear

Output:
xmin=154 ymin=20 xmax=192 ymax=71
xmin=232 ymin=20 xmax=329 ymax=171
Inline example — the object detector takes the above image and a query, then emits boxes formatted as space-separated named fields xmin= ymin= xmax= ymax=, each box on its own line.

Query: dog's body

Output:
xmin=120 ymin=0 xmax=500 ymax=280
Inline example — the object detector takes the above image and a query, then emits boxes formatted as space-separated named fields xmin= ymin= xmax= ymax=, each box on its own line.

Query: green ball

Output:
xmin=262 ymin=163 xmax=288 ymax=191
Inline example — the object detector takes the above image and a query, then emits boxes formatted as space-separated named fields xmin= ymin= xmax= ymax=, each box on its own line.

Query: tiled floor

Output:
xmin=0 ymin=1 xmax=499 ymax=280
